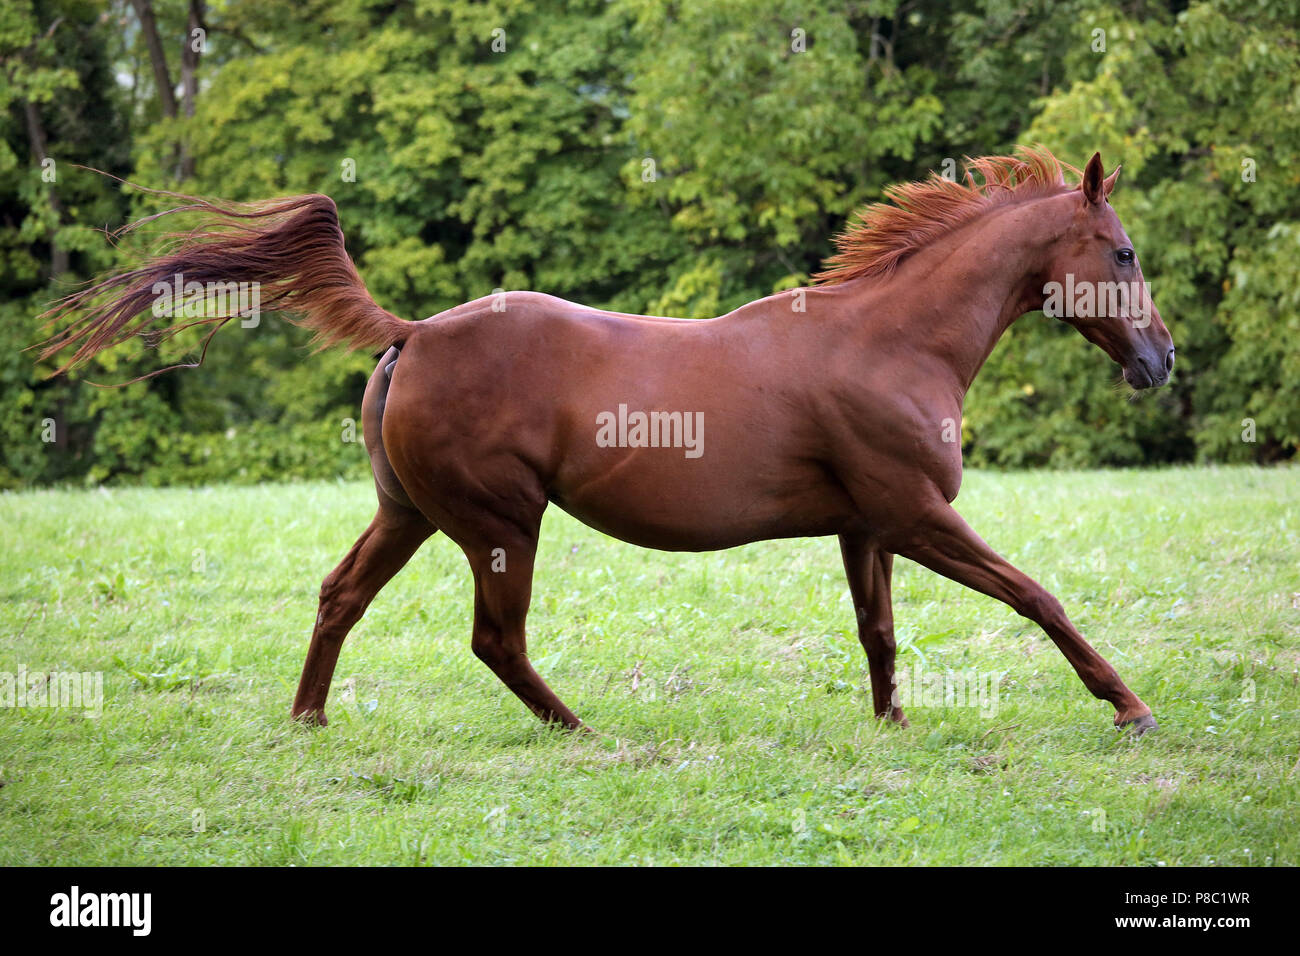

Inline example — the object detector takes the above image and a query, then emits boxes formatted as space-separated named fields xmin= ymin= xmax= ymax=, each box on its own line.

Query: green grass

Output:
xmin=1 ymin=467 xmax=1297 ymax=865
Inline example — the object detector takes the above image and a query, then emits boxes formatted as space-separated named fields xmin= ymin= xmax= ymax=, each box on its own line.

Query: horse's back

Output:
xmin=375 ymin=292 xmax=857 ymax=548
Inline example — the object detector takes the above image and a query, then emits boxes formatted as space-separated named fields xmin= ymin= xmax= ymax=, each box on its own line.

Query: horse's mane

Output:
xmin=814 ymin=145 xmax=1081 ymax=285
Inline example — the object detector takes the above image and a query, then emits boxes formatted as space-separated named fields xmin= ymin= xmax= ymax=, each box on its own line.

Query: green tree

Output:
xmin=2 ymin=0 xmax=1295 ymax=487
xmin=984 ymin=0 xmax=1300 ymax=464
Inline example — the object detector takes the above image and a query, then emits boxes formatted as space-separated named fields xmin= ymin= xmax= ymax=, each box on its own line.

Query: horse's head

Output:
xmin=1040 ymin=152 xmax=1174 ymax=389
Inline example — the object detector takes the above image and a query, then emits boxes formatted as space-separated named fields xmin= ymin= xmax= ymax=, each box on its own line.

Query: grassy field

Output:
xmin=1 ymin=467 xmax=1297 ymax=865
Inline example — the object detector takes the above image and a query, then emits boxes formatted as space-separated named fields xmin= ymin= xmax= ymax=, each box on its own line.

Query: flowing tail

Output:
xmin=35 ymin=187 xmax=408 ymax=379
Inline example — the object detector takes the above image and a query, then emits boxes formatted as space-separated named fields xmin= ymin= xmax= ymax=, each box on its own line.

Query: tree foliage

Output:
xmin=2 ymin=0 xmax=1296 ymax=487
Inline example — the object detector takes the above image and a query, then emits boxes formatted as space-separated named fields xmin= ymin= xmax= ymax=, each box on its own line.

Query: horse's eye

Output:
xmin=1115 ymin=248 xmax=1135 ymax=266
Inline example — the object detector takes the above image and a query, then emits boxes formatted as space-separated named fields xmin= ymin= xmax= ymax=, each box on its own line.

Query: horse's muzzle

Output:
xmin=1124 ymin=348 xmax=1174 ymax=389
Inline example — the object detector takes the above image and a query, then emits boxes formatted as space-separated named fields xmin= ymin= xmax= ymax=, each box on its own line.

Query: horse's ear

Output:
xmin=1102 ymin=164 xmax=1121 ymax=198
xmin=1082 ymin=152 xmax=1105 ymax=205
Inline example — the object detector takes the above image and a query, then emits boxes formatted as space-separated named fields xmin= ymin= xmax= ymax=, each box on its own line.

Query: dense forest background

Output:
xmin=2 ymin=0 xmax=1297 ymax=488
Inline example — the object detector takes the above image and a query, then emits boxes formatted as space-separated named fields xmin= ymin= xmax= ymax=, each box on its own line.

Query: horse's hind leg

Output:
xmin=291 ymin=502 xmax=433 ymax=725
xmin=460 ymin=519 xmax=584 ymax=730
xmin=839 ymin=533 xmax=907 ymax=725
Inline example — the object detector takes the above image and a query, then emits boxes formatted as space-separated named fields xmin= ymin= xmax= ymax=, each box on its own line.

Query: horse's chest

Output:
xmin=909 ymin=432 xmax=963 ymax=502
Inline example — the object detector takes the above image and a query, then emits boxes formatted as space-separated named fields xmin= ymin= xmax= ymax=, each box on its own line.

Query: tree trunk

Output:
xmin=22 ymin=100 xmax=68 ymax=278
xmin=130 ymin=0 xmax=178 ymax=119
xmin=179 ymin=0 xmax=205 ymax=179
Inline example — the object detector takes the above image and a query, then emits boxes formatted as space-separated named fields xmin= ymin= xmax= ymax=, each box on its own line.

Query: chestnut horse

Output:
xmin=39 ymin=147 xmax=1173 ymax=735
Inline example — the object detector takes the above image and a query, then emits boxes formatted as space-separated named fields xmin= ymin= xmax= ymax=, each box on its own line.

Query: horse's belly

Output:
xmin=548 ymin=454 xmax=855 ymax=552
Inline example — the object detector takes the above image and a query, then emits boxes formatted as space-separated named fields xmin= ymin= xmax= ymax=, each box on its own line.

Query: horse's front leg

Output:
xmin=890 ymin=501 xmax=1156 ymax=733
xmin=838 ymin=532 xmax=907 ymax=725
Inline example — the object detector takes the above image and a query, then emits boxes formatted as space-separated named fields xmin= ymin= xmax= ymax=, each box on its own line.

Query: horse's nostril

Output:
xmin=1165 ymin=348 xmax=1175 ymax=373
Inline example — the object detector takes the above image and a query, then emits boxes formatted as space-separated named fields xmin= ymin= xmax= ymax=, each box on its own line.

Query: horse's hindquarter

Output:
xmin=382 ymin=293 xmax=858 ymax=551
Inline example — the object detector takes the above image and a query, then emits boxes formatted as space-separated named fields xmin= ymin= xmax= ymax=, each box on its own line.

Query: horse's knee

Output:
xmin=856 ymin=609 xmax=897 ymax=657
xmin=317 ymin=573 xmax=364 ymax=631
xmin=863 ymin=629 xmax=897 ymax=662
xmin=1017 ymin=586 xmax=1065 ymax=626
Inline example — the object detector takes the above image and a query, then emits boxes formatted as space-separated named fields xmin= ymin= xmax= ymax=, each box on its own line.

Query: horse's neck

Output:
xmin=855 ymin=198 xmax=1062 ymax=396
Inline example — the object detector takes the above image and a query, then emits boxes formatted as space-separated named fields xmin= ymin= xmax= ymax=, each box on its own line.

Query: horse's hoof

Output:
xmin=1118 ymin=713 xmax=1158 ymax=736
xmin=292 ymin=708 xmax=328 ymax=727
